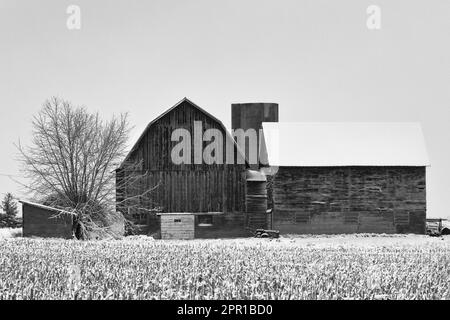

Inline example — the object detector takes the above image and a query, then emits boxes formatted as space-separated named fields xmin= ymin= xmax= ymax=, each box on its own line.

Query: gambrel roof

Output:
xmin=118 ymin=97 xmax=247 ymax=169
xmin=261 ymin=122 xmax=430 ymax=167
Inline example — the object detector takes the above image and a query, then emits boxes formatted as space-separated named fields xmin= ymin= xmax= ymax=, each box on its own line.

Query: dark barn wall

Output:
xmin=271 ymin=166 xmax=426 ymax=234
xmin=23 ymin=204 xmax=73 ymax=239
xmin=117 ymin=100 xmax=247 ymax=237
xmin=194 ymin=212 xmax=249 ymax=238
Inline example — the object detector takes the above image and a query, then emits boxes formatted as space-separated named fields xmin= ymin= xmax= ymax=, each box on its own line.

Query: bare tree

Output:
xmin=116 ymin=160 xmax=162 ymax=236
xmin=18 ymin=97 xmax=130 ymax=239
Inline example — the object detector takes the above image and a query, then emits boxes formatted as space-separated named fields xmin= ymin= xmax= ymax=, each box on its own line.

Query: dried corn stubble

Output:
xmin=0 ymin=236 xmax=449 ymax=300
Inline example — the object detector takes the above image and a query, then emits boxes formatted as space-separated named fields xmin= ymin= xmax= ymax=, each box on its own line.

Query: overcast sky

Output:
xmin=0 ymin=0 xmax=448 ymax=217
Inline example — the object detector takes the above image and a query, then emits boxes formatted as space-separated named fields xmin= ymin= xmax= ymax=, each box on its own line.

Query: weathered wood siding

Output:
xmin=23 ymin=204 xmax=73 ymax=239
xmin=117 ymin=100 xmax=247 ymax=237
xmin=120 ymin=167 xmax=245 ymax=213
xmin=160 ymin=214 xmax=195 ymax=240
xmin=271 ymin=166 xmax=426 ymax=234
xmin=194 ymin=213 xmax=250 ymax=238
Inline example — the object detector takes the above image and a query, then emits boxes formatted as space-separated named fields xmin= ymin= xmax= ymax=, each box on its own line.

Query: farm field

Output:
xmin=0 ymin=234 xmax=449 ymax=300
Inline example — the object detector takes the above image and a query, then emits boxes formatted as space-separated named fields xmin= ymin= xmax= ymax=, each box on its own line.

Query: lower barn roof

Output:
xmin=261 ymin=122 xmax=430 ymax=167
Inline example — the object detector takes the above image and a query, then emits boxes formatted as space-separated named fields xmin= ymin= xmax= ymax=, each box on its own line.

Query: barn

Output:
xmin=20 ymin=200 xmax=75 ymax=239
xmin=116 ymin=98 xmax=251 ymax=239
xmin=261 ymin=122 xmax=429 ymax=234
xmin=117 ymin=98 xmax=429 ymax=238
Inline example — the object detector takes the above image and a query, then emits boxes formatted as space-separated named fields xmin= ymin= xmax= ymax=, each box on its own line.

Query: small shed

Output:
xmin=157 ymin=212 xmax=226 ymax=240
xmin=20 ymin=200 xmax=75 ymax=239
xmin=158 ymin=213 xmax=195 ymax=240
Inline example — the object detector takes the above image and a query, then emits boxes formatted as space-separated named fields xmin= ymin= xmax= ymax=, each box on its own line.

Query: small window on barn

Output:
xmin=198 ymin=215 xmax=213 ymax=227
xmin=174 ymin=219 xmax=182 ymax=223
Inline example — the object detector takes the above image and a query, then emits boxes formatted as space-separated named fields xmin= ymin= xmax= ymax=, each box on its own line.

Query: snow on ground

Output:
xmin=0 ymin=228 xmax=22 ymax=239
xmin=119 ymin=233 xmax=450 ymax=250
xmin=1 ymin=228 xmax=449 ymax=249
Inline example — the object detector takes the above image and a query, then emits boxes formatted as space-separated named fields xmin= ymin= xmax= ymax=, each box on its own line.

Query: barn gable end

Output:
xmin=120 ymin=98 xmax=246 ymax=170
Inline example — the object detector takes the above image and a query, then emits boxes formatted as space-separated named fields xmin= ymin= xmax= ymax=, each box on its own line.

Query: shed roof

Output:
xmin=19 ymin=200 xmax=77 ymax=216
xmin=261 ymin=122 xmax=430 ymax=167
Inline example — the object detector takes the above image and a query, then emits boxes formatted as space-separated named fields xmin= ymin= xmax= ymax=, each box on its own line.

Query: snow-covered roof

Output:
xmin=261 ymin=122 xmax=430 ymax=167
xmin=19 ymin=200 xmax=77 ymax=216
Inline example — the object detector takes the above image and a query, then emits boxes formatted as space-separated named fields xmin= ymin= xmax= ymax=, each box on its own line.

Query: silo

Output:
xmin=231 ymin=103 xmax=278 ymax=168
xmin=245 ymin=170 xmax=269 ymax=230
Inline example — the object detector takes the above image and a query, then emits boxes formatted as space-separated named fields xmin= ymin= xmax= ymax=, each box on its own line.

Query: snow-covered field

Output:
xmin=0 ymin=233 xmax=449 ymax=299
